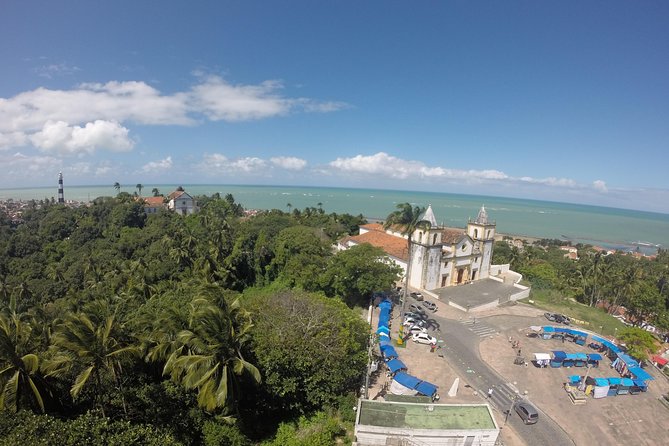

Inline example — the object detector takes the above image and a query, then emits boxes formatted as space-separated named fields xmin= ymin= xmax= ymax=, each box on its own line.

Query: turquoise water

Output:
xmin=2 ymin=184 xmax=668 ymax=251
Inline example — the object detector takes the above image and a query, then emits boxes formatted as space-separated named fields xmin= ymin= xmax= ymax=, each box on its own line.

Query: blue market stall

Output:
xmin=587 ymin=353 xmax=602 ymax=368
xmin=386 ymin=358 xmax=407 ymax=375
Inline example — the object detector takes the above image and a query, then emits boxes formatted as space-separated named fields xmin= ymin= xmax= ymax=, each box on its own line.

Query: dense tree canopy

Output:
xmin=0 ymin=195 xmax=395 ymax=443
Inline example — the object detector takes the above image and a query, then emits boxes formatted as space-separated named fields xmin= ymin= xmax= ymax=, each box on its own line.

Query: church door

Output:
xmin=471 ymin=271 xmax=477 ymax=281
xmin=457 ymin=268 xmax=464 ymax=284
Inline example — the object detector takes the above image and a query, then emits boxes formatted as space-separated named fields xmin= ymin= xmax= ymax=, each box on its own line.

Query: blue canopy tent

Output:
xmin=607 ymin=377 xmax=621 ymax=397
xmin=629 ymin=366 xmax=654 ymax=382
xmin=380 ymin=345 xmax=398 ymax=360
xmin=551 ymin=350 xmax=566 ymax=368
xmin=570 ymin=352 xmax=588 ymax=367
xmin=630 ymin=379 xmax=648 ymax=394
xmin=415 ymin=380 xmax=439 ymax=399
xmin=386 ymin=358 xmax=407 ymax=374
xmin=378 ymin=300 xmax=392 ymax=310
xmin=378 ymin=339 xmax=391 ymax=348
xmin=617 ymin=378 xmax=634 ymax=395
xmin=568 ymin=375 xmax=582 ymax=385
xmin=541 ymin=326 xmax=555 ymax=339
xmin=393 ymin=372 xmax=422 ymax=390
xmin=587 ymin=353 xmax=603 ymax=367
xmin=377 ymin=326 xmax=390 ymax=336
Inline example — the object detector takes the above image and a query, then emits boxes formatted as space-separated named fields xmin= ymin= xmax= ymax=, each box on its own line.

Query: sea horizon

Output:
xmin=2 ymin=183 xmax=668 ymax=252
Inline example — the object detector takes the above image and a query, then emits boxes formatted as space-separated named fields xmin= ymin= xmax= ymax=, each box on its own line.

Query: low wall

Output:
xmin=510 ymin=284 xmax=530 ymax=301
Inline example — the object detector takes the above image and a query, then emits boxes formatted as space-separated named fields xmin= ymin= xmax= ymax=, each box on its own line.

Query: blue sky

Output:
xmin=1 ymin=1 xmax=668 ymax=213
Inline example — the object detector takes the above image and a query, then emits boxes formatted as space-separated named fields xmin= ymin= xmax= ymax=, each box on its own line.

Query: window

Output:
xmin=473 ymin=229 xmax=478 ymax=238
xmin=461 ymin=244 xmax=466 ymax=250
xmin=433 ymin=234 xmax=438 ymax=244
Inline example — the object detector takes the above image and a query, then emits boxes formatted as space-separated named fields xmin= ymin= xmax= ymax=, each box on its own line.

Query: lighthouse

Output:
xmin=58 ymin=172 xmax=64 ymax=204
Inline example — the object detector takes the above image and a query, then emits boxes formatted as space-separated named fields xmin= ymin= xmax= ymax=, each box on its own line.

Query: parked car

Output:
xmin=406 ymin=325 xmax=428 ymax=336
xmin=422 ymin=301 xmax=438 ymax=312
xmin=544 ymin=312 xmax=556 ymax=322
xmin=514 ymin=401 xmax=539 ymax=425
xmin=412 ymin=332 xmax=437 ymax=345
xmin=555 ymin=314 xmax=570 ymax=325
xmin=410 ymin=292 xmax=424 ymax=301
xmin=403 ymin=317 xmax=426 ymax=328
xmin=409 ymin=304 xmax=426 ymax=315
xmin=404 ymin=311 xmax=427 ymax=321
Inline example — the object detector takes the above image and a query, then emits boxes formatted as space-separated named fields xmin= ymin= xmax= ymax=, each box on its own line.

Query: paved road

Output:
xmin=420 ymin=305 xmax=575 ymax=446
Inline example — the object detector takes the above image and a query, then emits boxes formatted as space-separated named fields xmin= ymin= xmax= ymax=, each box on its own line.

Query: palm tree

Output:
xmin=136 ymin=183 xmax=143 ymax=197
xmin=159 ymin=295 xmax=260 ymax=414
xmin=113 ymin=182 xmax=121 ymax=194
xmin=152 ymin=187 xmax=160 ymax=197
xmin=44 ymin=311 xmax=138 ymax=417
xmin=286 ymin=203 xmax=292 ymax=213
xmin=0 ymin=298 xmax=51 ymax=412
xmin=383 ymin=203 xmax=429 ymax=311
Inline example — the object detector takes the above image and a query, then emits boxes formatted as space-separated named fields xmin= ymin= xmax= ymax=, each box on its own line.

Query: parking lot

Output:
xmin=479 ymin=309 xmax=669 ymax=446
xmin=370 ymin=299 xmax=669 ymax=446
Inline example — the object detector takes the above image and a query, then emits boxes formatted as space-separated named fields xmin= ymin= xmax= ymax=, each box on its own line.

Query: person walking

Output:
xmin=487 ymin=387 xmax=493 ymax=399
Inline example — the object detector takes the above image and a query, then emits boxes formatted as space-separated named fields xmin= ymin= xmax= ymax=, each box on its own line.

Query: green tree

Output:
xmin=383 ymin=203 xmax=429 ymax=309
xmin=0 ymin=300 xmax=51 ymax=413
xmin=322 ymin=244 xmax=402 ymax=306
xmin=136 ymin=183 xmax=143 ymax=197
xmin=113 ymin=182 xmax=121 ymax=194
xmin=245 ymin=289 xmax=368 ymax=414
xmin=44 ymin=310 xmax=138 ymax=417
xmin=152 ymin=187 xmax=161 ymax=197
xmin=617 ymin=327 xmax=658 ymax=361
xmin=160 ymin=294 xmax=261 ymax=415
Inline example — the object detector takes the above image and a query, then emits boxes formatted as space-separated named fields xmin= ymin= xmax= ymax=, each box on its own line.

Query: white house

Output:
xmin=167 ymin=187 xmax=198 ymax=215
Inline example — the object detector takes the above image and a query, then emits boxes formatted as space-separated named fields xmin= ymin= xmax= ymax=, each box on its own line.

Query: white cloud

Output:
xmin=0 ymin=131 xmax=28 ymax=150
xmin=0 ymin=152 xmax=60 ymax=176
xmin=328 ymin=152 xmax=509 ymax=182
xmin=141 ymin=156 xmax=173 ymax=173
xmin=197 ymin=153 xmax=311 ymax=176
xmin=270 ymin=156 xmax=307 ymax=170
xmin=29 ymin=120 xmax=134 ymax=156
xmin=0 ymin=75 xmax=347 ymax=154
xmin=593 ymin=180 xmax=608 ymax=192
xmin=190 ymin=77 xmax=291 ymax=121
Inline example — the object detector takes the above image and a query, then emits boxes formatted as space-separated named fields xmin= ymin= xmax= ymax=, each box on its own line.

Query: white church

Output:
xmin=339 ymin=205 xmax=529 ymax=309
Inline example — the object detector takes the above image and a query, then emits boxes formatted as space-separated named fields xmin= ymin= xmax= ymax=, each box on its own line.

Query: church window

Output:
xmin=433 ymin=234 xmax=438 ymax=244
xmin=461 ymin=244 xmax=466 ymax=251
xmin=474 ymin=229 xmax=478 ymax=238
xmin=418 ymin=231 xmax=423 ymax=242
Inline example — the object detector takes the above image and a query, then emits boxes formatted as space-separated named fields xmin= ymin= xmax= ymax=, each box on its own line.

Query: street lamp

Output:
xmin=599 ymin=325 xmax=603 ymax=335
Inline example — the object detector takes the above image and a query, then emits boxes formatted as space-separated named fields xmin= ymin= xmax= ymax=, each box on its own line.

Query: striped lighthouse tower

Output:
xmin=58 ymin=172 xmax=64 ymax=204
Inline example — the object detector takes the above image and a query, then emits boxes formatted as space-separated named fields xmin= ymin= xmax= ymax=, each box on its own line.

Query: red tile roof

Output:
xmin=441 ymin=229 xmax=465 ymax=244
xmin=143 ymin=196 xmax=165 ymax=206
xmin=345 ymin=228 xmax=410 ymax=261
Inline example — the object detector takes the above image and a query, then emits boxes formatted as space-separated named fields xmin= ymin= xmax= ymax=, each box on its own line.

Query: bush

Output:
xmin=202 ymin=420 xmax=251 ymax=446
xmin=0 ymin=411 xmax=182 ymax=446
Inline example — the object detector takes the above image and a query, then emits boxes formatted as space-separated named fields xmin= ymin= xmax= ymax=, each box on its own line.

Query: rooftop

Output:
xmin=345 ymin=226 xmax=409 ymax=261
xmin=358 ymin=400 xmax=496 ymax=430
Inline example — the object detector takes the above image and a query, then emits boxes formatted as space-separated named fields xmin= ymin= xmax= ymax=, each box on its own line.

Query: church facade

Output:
xmin=339 ymin=205 xmax=497 ymax=292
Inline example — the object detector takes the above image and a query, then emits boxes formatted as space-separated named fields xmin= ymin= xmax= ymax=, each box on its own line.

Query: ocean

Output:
xmin=1 ymin=184 xmax=668 ymax=253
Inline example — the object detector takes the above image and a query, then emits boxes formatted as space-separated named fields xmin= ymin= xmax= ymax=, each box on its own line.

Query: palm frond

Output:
xmin=71 ymin=365 xmax=94 ymax=398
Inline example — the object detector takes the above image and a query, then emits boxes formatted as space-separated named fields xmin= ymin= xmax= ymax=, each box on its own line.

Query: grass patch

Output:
xmin=522 ymin=288 xmax=627 ymax=337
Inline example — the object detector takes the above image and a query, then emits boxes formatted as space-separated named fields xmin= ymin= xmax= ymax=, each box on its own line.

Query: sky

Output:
xmin=1 ymin=1 xmax=668 ymax=213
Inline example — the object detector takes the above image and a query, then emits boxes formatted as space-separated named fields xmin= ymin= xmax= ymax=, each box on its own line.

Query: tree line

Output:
xmin=0 ymin=193 xmax=401 ymax=445
xmin=493 ymin=239 xmax=669 ymax=334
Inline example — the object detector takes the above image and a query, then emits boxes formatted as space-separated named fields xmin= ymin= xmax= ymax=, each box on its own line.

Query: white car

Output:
xmin=412 ymin=332 xmax=437 ymax=345
xmin=422 ymin=301 xmax=438 ymax=312
xmin=403 ymin=317 xmax=426 ymax=328
xmin=403 ymin=311 xmax=426 ymax=321
xmin=406 ymin=325 xmax=428 ymax=336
